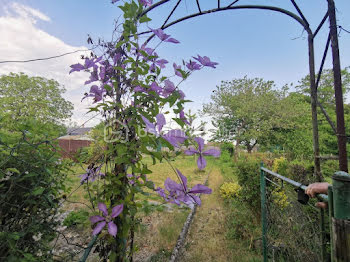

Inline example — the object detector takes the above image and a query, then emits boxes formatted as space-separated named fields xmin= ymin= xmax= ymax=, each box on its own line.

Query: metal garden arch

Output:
xmin=140 ymin=0 xmax=348 ymax=180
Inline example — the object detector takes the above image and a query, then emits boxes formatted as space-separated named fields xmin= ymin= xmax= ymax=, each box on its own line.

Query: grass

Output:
xmin=61 ymin=155 xmax=212 ymax=260
xmin=61 ymin=153 xmax=263 ymax=261
xmin=132 ymin=155 xmax=213 ymax=260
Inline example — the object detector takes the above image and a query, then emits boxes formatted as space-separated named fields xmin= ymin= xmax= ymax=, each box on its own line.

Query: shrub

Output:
xmin=0 ymin=116 xmax=71 ymax=260
xmin=220 ymin=142 xmax=234 ymax=157
xmin=63 ymin=210 xmax=90 ymax=228
xmin=235 ymin=155 xmax=262 ymax=212
xmin=220 ymin=182 xmax=241 ymax=199
xmin=271 ymin=188 xmax=290 ymax=210
xmin=287 ymin=159 xmax=315 ymax=184
xmin=220 ymin=150 xmax=232 ymax=163
xmin=272 ymin=156 xmax=288 ymax=176
xmin=321 ymin=160 xmax=338 ymax=179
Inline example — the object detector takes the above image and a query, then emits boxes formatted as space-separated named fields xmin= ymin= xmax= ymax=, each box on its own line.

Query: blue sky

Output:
xmin=1 ymin=0 xmax=349 ymax=127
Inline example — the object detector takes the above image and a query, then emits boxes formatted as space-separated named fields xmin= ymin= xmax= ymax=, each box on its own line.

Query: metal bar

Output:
xmin=320 ymin=208 xmax=327 ymax=262
xmin=316 ymin=33 xmax=331 ymax=90
xmin=159 ymin=5 xmax=309 ymax=32
xmin=308 ymin=33 xmax=323 ymax=181
xmin=314 ymin=12 xmax=329 ymax=38
xmin=218 ymin=0 xmax=220 ymax=9
xmin=328 ymin=185 xmax=334 ymax=262
xmin=196 ymin=0 xmax=202 ymax=13
xmin=260 ymin=163 xmax=268 ymax=262
xmin=327 ymin=0 xmax=348 ymax=172
xmin=290 ymin=0 xmax=309 ymax=27
xmin=139 ymin=0 xmax=171 ymax=18
xmin=261 ymin=167 xmax=329 ymax=202
xmin=139 ymin=5 xmax=310 ymax=46
xmin=79 ymin=235 xmax=98 ymax=262
xmin=161 ymin=0 xmax=182 ymax=28
xmin=265 ymin=177 xmax=281 ymax=187
xmin=318 ymin=101 xmax=337 ymax=135
xmin=228 ymin=0 xmax=240 ymax=8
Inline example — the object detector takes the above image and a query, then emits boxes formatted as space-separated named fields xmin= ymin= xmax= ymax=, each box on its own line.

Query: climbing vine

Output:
xmin=70 ymin=0 xmax=220 ymax=260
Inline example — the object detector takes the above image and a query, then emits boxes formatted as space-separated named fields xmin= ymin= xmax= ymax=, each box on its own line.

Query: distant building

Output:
xmin=58 ymin=127 xmax=93 ymax=159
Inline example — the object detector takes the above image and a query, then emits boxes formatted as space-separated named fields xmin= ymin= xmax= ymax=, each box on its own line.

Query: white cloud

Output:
xmin=0 ymin=2 xmax=100 ymax=126
xmin=10 ymin=2 xmax=51 ymax=23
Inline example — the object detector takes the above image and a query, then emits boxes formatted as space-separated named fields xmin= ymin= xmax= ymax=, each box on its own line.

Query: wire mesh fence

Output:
xmin=261 ymin=167 xmax=330 ymax=262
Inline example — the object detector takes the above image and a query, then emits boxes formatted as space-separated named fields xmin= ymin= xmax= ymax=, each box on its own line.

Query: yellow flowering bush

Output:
xmin=220 ymin=182 xmax=241 ymax=199
xmin=272 ymin=189 xmax=290 ymax=210
xmin=272 ymin=156 xmax=288 ymax=176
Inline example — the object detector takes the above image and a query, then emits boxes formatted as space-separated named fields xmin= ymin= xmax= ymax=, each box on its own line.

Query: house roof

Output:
xmin=67 ymin=127 xmax=92 ymax=136
xmin=58 ymin=135 xmax=93 ymax=141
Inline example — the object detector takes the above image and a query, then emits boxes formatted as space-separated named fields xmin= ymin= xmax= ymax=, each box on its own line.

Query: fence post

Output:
xmin=328 ymin=185 xmax=334 ymax=262
xmin=260 ymin=162 xmax=267 ymax=262
xmin=331 ymin=171 xmax=350 ymax=262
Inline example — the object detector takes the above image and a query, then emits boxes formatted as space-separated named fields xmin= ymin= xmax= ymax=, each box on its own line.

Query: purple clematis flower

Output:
xmin=150 ymin=28 xmax=180 ymax=44
xmin=135 ymin=82 xmax=162 ymax=95
xmin=127 ymin=173 xmax=150 ymax=186
xmin=173 ymin=63 xmax=183 ymax=78
xmin=163 ymin=129 xmax=187 ymax=147
xmin=141 ymin=113 xmax=165 ymax=137
xmin=155 ymin=59 xmax=168 ymax=69
xmin=179 ymin=110 xmax=190 ymax=125
xmin=141 ymin=113 xmax=188 ymax=147
xmin=193 ymin=55 xmax=218 ymax=68
xmin=79 ymin=165 xmax=104 ymax=184
xmin=162 ymin=79 xmax=176 ymax=97
xmin=155 ymin=169 xmax=212 ymax=206
xmin=139 ymin=0 xmax=152 ymax=7
xmin=184 ymin=137 xmax=221 ymax=170
xmin=84 ymin=68 xmax=99 ymax=85
xmin=69 ymin=57 xmax=102 ymax=74
xmin=83 ymin=85 xmax=106 ymax=103
xmin=186 ymin=60 xmax=201 ymax=71
xmin=176 ymin=169 xmax=212 ymax=206
xmin=90 ymin=203 xmax=123 ymax=237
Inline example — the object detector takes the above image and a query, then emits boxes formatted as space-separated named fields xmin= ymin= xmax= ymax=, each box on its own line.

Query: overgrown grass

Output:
xmin=62 ymin=155 xmax=211 ymax=260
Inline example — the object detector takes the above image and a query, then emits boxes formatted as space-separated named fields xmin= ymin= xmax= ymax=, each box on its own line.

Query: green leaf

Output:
xmin=139 ymin=15 xmax=151 ymax=23
xmin=32 ymin=187 xmax=45 ymax=195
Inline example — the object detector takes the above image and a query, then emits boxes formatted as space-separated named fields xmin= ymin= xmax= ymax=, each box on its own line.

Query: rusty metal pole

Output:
xmin=327 ymin=0 xmax=348 ymax=172
xmin=308 ymin=33 xmax=322 ymax=181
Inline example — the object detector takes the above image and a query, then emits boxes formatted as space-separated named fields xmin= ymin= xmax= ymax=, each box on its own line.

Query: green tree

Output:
xmin=0 ymin=73 xmax=74 ymax=124
xmin=203 ymin=76 xmax=293 ymax=153
xmin=263 ymin=68 xmax=350 ymax=158
xmin=296 ymin=67 xmax=350 ymax=106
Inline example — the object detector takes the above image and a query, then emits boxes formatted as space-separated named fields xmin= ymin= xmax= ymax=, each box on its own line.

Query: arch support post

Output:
xmin=308 ymin=34 xmax=322 ymax=181
xmin=327 ymin=0 xmax=348 ymax=173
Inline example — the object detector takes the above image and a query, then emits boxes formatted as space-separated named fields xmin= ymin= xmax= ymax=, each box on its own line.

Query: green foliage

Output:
xmin=272 ymin=156 xmax=288 ymax=177
xmin=321 ymin=160 xmax=339 ymax=179
xmin=0 ymin=115 xmax=72 ymax=260
xmin=219 ymin=142 xmax=234 ymax=157
xmin=271 ymin=188 xmax=290 ymax=210
xmin=203 ymin=76 xmax=292 ymax=152
xmin=235 ymin=155 xmax=262 ymax=212
xmin=0 ymin=73 xmax=73 ymax=125
xmin=220 ymin=182 xmax=241 ymax=200
xmin=220 ymin=150 xmax=232 ymax=163
xmin=63 ymin=210 xmax=90 ymax=228
xmin=225 ymin=198 xmax=260 ymax=242
xmin=286 ymin=159 xmax=315 ymax=184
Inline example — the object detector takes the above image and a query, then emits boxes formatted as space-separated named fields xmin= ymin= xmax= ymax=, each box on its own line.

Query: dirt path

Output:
xmin=181 ymin=166 xmax=234 ymax=262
